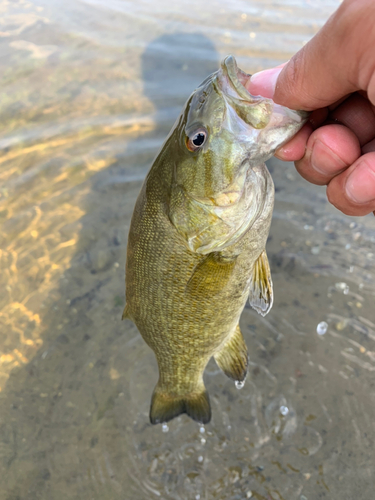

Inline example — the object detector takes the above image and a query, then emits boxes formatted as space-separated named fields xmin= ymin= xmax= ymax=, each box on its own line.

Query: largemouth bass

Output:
xmin=124 ymin=55 xmax=308 ymax=425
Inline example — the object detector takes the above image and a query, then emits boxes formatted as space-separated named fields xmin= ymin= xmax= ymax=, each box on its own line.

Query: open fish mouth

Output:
xmin=219 ymin=55 xmax=256 ymax=101
xmin=217 ymin=55 xmax=309 ymax=130
xmin=216 ymin=55 xmax=275 ymax=130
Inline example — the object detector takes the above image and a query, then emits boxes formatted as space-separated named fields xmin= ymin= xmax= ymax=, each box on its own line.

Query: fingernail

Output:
xmin=248 ymin=67 xmax=283 ymax=99
xmin=310 ymin=140 xmax=347 ymax=176
xmin=346 ymin=160 xmax=375 ymax=204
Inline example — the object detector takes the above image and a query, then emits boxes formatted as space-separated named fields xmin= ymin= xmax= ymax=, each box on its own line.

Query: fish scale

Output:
xmin=124 ymin=55 xmax=308 ymax=424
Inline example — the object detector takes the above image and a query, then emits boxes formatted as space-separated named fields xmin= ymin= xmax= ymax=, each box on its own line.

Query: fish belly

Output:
xmin=125 ymin=174 xmax=259 ymax=424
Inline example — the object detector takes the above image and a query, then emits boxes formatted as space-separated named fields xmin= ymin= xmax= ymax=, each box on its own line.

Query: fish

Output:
xmin=124 ymin=55 xmax=308 ymax=425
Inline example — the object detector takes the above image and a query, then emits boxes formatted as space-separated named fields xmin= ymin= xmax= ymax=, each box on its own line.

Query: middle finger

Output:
xmin=294 ymin=124 xmax=361 ymax=185
xmin=329 ymin=93 xmax=375 ymax=146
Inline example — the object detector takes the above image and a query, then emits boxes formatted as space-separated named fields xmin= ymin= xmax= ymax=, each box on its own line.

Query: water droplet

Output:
xmin=335 ymin=282 xmax=349 ymax=294
xmin=195 ymin=495 xmax=201 ymax=500
xmin=198 ymin=455 xmax=203 ymax=463
xmin=246 ymin=492 xmax=253 ymax=499
xmin=280 ymin=405 xmax=289 ymax=416
xmin=162 ymin=423 xmax=169 ymax=433
xmin=199 ymin=425 xmax=205 ymax=434
xmin=345 ymin=243 xmax=351 ymax=250
xmin=316 ymin=321 xmax=328 ymax=336
xmin=200 ymin=438 xmax=206 ymax=445
xmin=311 ymin=246 xmax=320 ymax=255
xmin=335 ymin=282 xmax=345 ymax=290
xmin=235 ymin=380 xmax=245 ymax=389
xmin=300 ymin=496 xmax=308 ymax=500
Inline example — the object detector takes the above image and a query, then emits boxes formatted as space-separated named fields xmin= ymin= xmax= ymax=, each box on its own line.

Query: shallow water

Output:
xmin=1 ymin=0 xmax=375 ymax=499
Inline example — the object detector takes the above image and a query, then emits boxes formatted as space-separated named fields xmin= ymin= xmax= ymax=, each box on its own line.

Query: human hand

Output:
xmin=247 ymin=0 xmax=375 ymax=216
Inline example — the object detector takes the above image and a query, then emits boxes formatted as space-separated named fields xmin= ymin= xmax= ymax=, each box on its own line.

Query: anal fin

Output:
xmin=214 ymin=325 xmax=248 ymax=382
xmin=150 ymin=387 xmax=211 ymax=425
xmin=249 ymin=250 xmax=273 ymax=316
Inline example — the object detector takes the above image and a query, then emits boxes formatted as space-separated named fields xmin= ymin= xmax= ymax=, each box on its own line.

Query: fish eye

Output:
xmin=186 ymin=128 xmax=207 ymax=152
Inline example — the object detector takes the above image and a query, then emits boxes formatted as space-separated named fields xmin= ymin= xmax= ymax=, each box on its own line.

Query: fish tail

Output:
xmin=185 ymin=390 xmax=211 ymax=424
xmin=149 ymin=386 xmax=211 ymax=425
xmin=214 ymin=324 xmax=248 ymax=382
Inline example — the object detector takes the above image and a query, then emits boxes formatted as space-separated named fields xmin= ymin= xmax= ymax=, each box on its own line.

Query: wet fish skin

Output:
xmin=124 ymin=55 xmax=308 ymax=424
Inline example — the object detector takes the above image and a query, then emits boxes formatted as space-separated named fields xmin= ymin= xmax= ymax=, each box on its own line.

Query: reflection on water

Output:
xmin=1 ymin=0 xmax=375 ymax=498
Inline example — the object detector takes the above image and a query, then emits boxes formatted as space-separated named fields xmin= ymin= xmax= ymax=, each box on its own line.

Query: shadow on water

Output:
xmin=126 ymin=33 xmax=219 ymax=182
xmin=0 ymin=33 xmax=220 ymax=499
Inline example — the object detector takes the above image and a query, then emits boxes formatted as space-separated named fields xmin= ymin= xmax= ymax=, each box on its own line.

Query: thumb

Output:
xmin=248 ymin=0 xmax=374 ymax=111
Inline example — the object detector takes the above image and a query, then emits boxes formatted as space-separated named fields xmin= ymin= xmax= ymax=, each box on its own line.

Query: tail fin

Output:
xmin=149 ymin=388 xmax=211 ymax=425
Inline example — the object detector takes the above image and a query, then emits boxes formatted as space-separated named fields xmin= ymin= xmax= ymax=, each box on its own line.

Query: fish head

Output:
xmin=169 ymin=55 xmax=309 ymax=253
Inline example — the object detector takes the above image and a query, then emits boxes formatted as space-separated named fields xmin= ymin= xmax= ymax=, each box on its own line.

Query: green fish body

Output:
xmin=124 ymin=56 xmax=308 ymax=424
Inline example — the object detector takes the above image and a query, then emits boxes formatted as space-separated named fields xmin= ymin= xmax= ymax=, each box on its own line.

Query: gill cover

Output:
xmin=169 ymin=55 xmax=308 ymax=254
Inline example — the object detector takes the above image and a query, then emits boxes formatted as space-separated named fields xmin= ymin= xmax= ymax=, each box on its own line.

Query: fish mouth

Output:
xmin=219 ymin=55 xmax=255 ymax=101
xmin=217 ymin=55 xmax=269 ymax=106
xmin=216 ymin=55 xmax=274 ymax=130
xmin=217 ymin=55 xmax=309 ymax=130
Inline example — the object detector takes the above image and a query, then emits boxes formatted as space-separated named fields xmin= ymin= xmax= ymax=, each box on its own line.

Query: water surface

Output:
xmin=1 ymin=1 xmax=375 ymax=499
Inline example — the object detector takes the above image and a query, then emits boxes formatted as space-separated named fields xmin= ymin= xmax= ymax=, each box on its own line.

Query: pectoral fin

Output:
xmin=214 ymin=325 xmax=248 ymax=382
xmin=185 ymin=252 xmax=237 ymax=296
xmin=249 ymin=250 xmax=273 ymax=316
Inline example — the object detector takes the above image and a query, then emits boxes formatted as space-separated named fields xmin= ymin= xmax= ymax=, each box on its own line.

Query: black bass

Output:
xmin=124 ymin=55 xmax=308 ymax=424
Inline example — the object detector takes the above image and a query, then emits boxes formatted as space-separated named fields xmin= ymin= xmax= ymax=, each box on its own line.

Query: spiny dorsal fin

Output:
xmin=185 ymin=252 xmax=237 ymax=296
xmin=249 ymin=250 xmax=273 ymax=316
